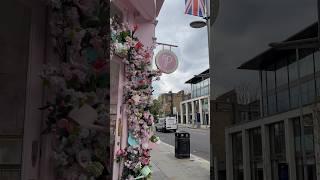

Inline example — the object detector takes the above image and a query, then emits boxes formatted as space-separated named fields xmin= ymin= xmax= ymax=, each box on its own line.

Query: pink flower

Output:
xmin=135 ymin=42 xmax=143 ymax=50
xmin=140 ymin=157 xmax=150 ymax=165
xmin=133 ymin=24 xmax=138 ymax=31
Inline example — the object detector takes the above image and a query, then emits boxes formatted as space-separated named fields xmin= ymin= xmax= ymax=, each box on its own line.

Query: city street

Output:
xmin=155 ymin=127 xmax=210 ymax=161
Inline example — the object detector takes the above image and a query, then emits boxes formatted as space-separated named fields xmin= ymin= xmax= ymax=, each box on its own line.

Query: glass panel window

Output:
xmin=289 ymin=61 xmax=298 ymax=83
xmin=290 ymin=85 xmax=299 ymax=109
xmin=268 ymin=93 xmax=276 ymax=115
xmin=277 ymin=89 xmax=289 ymax=112
xmin=314 ymin=50 xmax=320 ymax=72
xmin=263 ymin=95 xmax=268 ymax=116
xmin=262 ymin=71 xmax=267 ymax=94
xmin=249 ymin=128 xmax=263 ymax=180
xmin=269 ymin=122 xmax=286 ymax=180
xmin=301 ymin=80 xmax=315 ymax=105
xmin=270 ymin=122 xmax=286 ymax=157
xmin=292 ymin=114 xmax=315 ymax=180
xmin=276 ymin=64 xmax=288 ymax=87
xmin=232 ymin=132 xmax=243 ymax=180
xmin=267 ymin=70 xmax=276 ymax=91
xmin=316 ymin=76 xmax=320 ymax=97
xmin=300 ymin=53 xmax=314 ymax=78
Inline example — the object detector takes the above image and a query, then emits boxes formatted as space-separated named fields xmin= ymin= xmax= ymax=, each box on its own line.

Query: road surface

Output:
xmin=155 ymin=127 xmax=210 ymax=161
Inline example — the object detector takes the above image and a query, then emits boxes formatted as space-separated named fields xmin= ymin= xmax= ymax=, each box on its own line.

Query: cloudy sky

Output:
xmin=153 ymin=0 xmax=317 ymax=99
xmin=152 ymin=0 xmax=209 ymax=98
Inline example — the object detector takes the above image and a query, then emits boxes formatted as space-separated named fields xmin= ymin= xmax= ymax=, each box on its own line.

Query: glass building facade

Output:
xmin=226 ymin=24 xmax=320 ymax=180
xmin=191 ymin=78 xmax=210 ymax=98
xmin=261 ymin=49 xmax=319 ymax=117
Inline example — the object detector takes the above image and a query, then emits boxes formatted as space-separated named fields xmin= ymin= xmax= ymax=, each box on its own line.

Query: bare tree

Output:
xmin=235 ymin=82 xmax=259 ymax=105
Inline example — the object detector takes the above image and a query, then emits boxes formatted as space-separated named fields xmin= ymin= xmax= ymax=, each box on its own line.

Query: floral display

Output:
xmin=111 ymin=18 xmax=162 ymax=180
xmin=40 ymin=0 xmax=110 ymax=179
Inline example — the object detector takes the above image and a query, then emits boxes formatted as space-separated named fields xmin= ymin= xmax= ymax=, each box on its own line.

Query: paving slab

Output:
xmin=150 ymin=142 xmax=210 ymax=180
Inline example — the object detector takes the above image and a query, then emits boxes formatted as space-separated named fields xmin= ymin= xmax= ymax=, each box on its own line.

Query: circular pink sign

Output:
xmin=155 ymin=50 xmax=179 ymax=74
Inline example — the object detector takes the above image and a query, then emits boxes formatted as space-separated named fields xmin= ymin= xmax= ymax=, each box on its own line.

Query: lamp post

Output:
xmin=169 ymin=91 xmax=174 ymax=117
xmin=189 ymin=1 xmax=219 ymax=179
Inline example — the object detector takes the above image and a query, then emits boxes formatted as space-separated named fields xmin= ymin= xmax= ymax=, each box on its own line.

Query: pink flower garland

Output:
xmin=111 ymin=18 xmax=162 ymax=179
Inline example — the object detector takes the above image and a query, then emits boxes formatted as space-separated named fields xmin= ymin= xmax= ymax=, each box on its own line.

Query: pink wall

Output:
xmin=111 ymin=0 xmax=164 ymax=179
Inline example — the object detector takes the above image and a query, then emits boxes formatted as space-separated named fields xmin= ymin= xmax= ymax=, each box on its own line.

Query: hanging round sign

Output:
xmin=155 ymin=49 xmax=178 ymax=74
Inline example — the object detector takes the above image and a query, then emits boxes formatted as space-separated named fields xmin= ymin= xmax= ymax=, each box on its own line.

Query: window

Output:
xmin=292 ymin=114 xmax=315 ymax=180
xmin=276 ymin=62 xmax=288 ymax=87
xmin=268 ymin=93 xmax=276 ymax=115
xmin=232 ymin=132 xmax=243 ymax=180
xmin=249 ymin=128 xmax=263 ymax=180
xmin=269 ymin=122 xmax=286 ymax=180
xmin=314 ymin=50 xmax=320 ymax=72
xmin=261 ymin=71 xmax=268 ymax=116
xmin=290 ymin=85 xmax=299 ymax=109
xmin=316 ymin=76 xmax=320 ymax=97
xmin=262 ymin=71 xmax=267 ymax=94
xmin=277 ymin=89 xmax=289 ymax=112
xmin=301 ymin=80 xmax=315 ymax=105
xmin=269 ymin=122 xmax=286 ymax=157
xmin=267 ymin=70 xmax=276 ymax=91
xmin=300 ymin=53 xmax=314 ymax=78
xmin=289 ymin=61 xmax=298 ymax=83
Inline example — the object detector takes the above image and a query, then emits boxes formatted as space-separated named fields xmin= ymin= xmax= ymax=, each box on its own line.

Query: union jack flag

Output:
xmin=185 ymin=0 xmax=206 ymax=17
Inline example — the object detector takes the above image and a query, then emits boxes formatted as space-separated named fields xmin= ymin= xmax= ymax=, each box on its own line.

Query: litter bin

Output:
xmin=175 ymin=131 xmax=190 ymax=159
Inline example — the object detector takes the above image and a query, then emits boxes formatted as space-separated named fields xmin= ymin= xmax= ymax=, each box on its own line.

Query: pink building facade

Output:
xmin=0 ymin=0 xmax=164 ymax=180
xmin=110 ymin=1 xmax=165 ymax=179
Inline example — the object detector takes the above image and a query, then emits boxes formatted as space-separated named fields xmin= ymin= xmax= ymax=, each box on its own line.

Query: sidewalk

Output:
xmin=178 ymin=123 xmax=210 ymax=129
xmin=151 ymin=142 xmax=210 ymax=180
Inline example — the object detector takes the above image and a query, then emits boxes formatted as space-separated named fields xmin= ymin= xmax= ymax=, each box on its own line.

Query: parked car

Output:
xmin=155 ymin=116 xmax=177 ymax=132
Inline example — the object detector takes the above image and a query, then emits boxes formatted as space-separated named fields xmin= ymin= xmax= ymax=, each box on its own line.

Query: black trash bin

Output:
xmin=175 ymin=131 xmax=190 ymax=159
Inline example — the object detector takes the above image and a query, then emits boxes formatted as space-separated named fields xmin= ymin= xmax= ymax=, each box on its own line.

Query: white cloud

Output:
xmin=152 ymin=0 xmax=209 ymax=98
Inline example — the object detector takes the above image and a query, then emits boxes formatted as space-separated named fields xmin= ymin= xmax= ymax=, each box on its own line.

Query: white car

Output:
xmin=155 ymin=117 xmax=177 ymax=132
